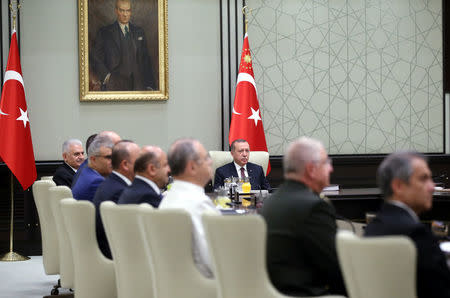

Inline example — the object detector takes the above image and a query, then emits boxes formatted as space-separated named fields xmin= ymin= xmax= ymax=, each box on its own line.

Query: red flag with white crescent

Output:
xmin=0 ymin=31 xmax=37 ymax=190
xmin=229 ymin=33 xmax=270 ymax=173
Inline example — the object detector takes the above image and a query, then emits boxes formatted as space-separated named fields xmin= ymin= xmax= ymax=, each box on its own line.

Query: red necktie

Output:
xmin=240 ymin=167 xmax=246 ymax=179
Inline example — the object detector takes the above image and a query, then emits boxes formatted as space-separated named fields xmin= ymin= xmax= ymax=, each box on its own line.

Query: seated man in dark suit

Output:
xmin=261 ymin=137 xmax=346 ymax=297
xmin=72 ymin=135 xmax=114 ymax=201
xmin=214 ymin=139 xmax=271 ymax=191
xmin=365 ymin=152 xmax=450 ymax=298
xmin=93 ymin=140 xmax=140 ymax=259
xmin=118 ymin=146 xmax=170 ymax=207
xmin=53 ymin=139 xmax=85 ymax=187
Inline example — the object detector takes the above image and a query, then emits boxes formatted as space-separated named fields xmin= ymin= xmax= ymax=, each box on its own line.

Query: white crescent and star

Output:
xmin=0 ymin=70 xmax=29 ymax=128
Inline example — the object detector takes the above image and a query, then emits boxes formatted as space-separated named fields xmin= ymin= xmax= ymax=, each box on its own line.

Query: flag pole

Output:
xmin=0 ymin=0 xmax=29 ymax=263
xmin=0 ymin=174 xmax=29 ymax=261
xmin=242 ymin=6 xmax=250 ymax=34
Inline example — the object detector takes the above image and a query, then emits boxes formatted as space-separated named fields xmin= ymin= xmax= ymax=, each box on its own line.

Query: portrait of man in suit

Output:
xmin=89 ymin=0 xmax=158 ymax=91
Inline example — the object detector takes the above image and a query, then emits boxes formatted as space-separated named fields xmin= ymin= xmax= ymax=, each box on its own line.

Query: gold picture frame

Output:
xmin=78 ymin=0 xmax=168 ymax=101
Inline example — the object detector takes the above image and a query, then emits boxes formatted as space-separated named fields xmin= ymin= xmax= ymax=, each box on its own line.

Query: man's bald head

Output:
xmin=134 ymin=146 xmax=170 ymax=188
xmin=98 ymin=131 xmax=121 ymax=144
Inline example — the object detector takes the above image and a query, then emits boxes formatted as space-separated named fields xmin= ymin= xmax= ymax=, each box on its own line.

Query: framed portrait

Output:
xmin=78 ymin=0 xmax=168 ymax=101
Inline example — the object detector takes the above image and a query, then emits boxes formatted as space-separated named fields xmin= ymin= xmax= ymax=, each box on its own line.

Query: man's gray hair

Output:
xmin=377 ymin=151 xmax=426 ymax=198
xmin=87 ymin=135 xmax=114 ymax=158
xmin=168 ymin=138 xmax=201 ymax=176
xmin=283 ymin=137 xmax=323 ymax=175
xmin=62 ymin=139 xmax=82 ymax=154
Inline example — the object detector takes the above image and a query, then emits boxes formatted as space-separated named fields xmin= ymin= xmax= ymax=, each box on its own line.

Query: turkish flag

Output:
xmin=0 ymin=31 xmax=37 ymax=190
xmin=229 ymin=33 xmax=270 ymax=173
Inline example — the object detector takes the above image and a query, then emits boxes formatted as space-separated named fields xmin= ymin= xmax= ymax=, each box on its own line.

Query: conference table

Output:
xmin=322 ymin=188 xmax=450 ymax=222
xmin=212 ymin=187 xmax=450 ymax=223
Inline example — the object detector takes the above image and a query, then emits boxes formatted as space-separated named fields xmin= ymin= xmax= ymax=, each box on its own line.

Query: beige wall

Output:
xmin=19 ymin=0 xmax=222 ymax=160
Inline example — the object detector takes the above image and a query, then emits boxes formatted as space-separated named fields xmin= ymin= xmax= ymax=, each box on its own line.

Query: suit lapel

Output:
xmin=228 ymin=162 xmax=239 ymax=178
xmin=112 ymin=22 xmax=123 ymax=51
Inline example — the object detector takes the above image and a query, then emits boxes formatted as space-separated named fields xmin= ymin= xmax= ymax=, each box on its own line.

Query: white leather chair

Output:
xmin=32 ymin=180 xmax=58 ymax=275
xmin=139 ymin=207 xmax=216 ymax=298
xmin=336 ymin=230 xmax=417 ymax=298
xmin=100 ymin=201 xmax=156 ymax=298
xmin=41 ymin=175 xmax=54 ymax=181
xmin=32 ymin=179 xmax=62 ymax=295
xmin=202 ymin=214 xmax=345 ymax=298
xmin=48 ymin=185 xmax=74 ymax=289
xmin=61 ymin=198 xmax=117 ymax=298
xmin=336 ymin=219 xmax=366 ymax=237
xmin=209 ymin=150 xmax=269 ymax=186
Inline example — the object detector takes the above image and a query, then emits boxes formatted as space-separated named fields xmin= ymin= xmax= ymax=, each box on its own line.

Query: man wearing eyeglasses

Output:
xmin=72 ymin=135 xmax=114 ymax=202
xmin=261 ymin=137 xmax=346 ymax=297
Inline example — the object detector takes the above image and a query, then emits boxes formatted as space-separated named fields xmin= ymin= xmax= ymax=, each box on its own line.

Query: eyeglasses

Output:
xmin=313 ymin=157 xmax=332 ymax=166
xmin=96 ymin=154 xmax=112 ymax=160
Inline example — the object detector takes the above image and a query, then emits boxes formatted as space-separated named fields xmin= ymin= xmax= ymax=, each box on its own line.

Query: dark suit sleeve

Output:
xmin=258 ymin=168 xmax=271 ymax=191
xmin=214 ymin=167 xmax=226 ymax=189
xmin=134 ymin=26 xmax=155 ymax=90
xmin=52 ymin=172 xmax=71 ymax=188
xmin=299 ymin=201 xmax=346 ymax=295
xmin=92 ymin=27 xmax=110 ymax=82
xmin=52 ymin=166 xmax=74 ymax=188
xmin=411 ymin=227 xmax=450 ymax=298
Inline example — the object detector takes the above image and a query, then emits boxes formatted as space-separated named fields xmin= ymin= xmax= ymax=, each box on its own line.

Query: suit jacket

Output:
xmin=365 ymin=202 xmax=450 ymax=298
xmin=118 ymin=177 xmax=161 ymax=207
xmin=52 ymin=162 xmax=75 ymax=188
xmin=71 ymin=159 xmax=87 ymax=188
xmin=261 ymin=180 xmax=346 ymax=296
xmin=71 ymin=166 xmax=104 ymax=202
xmin=92 ymin=21 xmax=155 ymax=91
xmin=93 ymin=172 xmax=129 ymax=259
xmin=214 ymin=161 xmax=271 ymax=191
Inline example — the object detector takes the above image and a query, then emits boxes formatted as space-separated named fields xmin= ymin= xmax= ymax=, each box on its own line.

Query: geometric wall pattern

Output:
xmin=247 ymin=0 xmax=443 ymax=154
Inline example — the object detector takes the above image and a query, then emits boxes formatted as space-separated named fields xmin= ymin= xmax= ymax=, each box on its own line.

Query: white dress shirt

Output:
xmin=159 ymin=179 xmax=220 ymax=277
xmin=112 ymin=170 xmax=132 ymax=186
xmin=118 ymin=22 xmax=129 ymax=36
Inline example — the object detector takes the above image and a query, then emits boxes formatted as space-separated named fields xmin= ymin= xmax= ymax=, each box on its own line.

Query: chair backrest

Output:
xmin=336 ymin=230 xmax=417 ymax=298
xmin=41 ymin=176 xmax=54 ymax=181
xmin=209 ymin=150 xmax=270 ymax=184
xmin=139 ymin=207 xmax=216 ymax=298
xmin=336 ymin=219 xmax=366 ymax=237
xmin=60 ymin=198 xmax=117 ymax=298
xmin=101 ymin=201 xmax=156 ymax=298
xmin=32 ymin=179 xmax=59 ymax=275
xmin=48 ymin=186 xmax=74 ymax=289
xmin=202 ymin=214 xmax=282 ymax=298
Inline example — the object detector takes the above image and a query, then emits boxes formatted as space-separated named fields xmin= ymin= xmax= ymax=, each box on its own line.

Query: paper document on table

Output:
xmin=323 ymin=184 xmax=339 ymax=191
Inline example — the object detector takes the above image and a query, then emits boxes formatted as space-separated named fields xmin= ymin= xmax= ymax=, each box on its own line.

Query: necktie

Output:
xmin=124 ymin=25 xmax=129 ymax=38
xmin=240 ymin=167 xmax=246 ymax=179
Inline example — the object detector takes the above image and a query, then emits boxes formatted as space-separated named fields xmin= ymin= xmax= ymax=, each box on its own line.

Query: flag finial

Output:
xmin=242 ymin=6 xmax=252 ymax=34
xmin=9 ymin=0 xmax=21 ymax=32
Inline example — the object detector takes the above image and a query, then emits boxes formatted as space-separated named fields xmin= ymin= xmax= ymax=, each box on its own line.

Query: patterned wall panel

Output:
xmin=247 ymin=0 xmax=443 ymax=154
